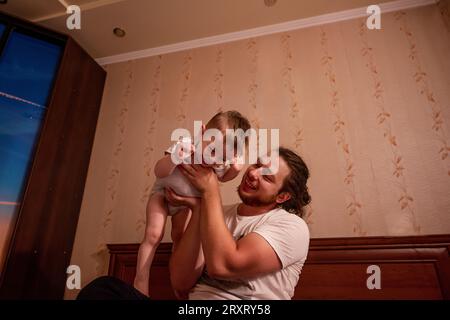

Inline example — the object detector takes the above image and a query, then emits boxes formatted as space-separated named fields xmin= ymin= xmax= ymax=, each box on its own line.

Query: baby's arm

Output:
xmin=155 ymin=143 xmax=194 ymax=178
xmin=154 ymin=154 xmax=177 ymax=179
xmin=218 ymin=162 xmax=243 ymax=182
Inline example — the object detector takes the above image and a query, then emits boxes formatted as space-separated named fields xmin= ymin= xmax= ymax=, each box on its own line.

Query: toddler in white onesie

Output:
xmin=134 ymin=111 xmax=251 ymax=297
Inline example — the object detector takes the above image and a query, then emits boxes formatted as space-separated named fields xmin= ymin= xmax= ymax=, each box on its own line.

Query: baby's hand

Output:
xmin=217 ymin=157 xmax=243 ymax=182
xmin=230 ymin=156 xmax=244 ymax=171
xmin=229 ymin=163 xmax=243 ymax=174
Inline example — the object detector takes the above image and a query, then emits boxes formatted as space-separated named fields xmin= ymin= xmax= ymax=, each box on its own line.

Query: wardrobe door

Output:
xmin=0 ymin=26 xmax=64 ymax=277
xmin=0 ymin=13 xmax=106 ymax=299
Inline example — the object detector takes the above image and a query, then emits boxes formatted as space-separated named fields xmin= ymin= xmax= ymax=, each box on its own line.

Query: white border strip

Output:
xmin=96 ymin=0 xmax=436 ymax=66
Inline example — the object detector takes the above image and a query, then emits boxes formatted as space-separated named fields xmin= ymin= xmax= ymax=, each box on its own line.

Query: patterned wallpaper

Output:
xmin=65 ymin=4 xmax=450 ymax=298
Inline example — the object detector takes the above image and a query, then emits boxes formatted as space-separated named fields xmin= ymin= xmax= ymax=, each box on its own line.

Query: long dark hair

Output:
xmin=278 ymin=147 xmax=311 ymax=217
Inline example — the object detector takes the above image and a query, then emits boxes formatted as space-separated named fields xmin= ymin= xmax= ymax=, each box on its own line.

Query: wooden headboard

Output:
xmin=107 ymin=235 xmax=450 ymax=300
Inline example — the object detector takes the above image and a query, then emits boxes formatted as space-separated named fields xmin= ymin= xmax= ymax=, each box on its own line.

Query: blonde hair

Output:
xmin=206 ymin=110 xmax=251 ymax=133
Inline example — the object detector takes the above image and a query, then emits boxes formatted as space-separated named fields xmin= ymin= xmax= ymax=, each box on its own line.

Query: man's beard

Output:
xmin=237 ymin=186 xmax=278 ymax=207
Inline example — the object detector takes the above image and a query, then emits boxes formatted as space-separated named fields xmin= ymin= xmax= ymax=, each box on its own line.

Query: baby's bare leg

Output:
xmin=134 ymin=193 xmax=167 ymax=296
xmin=170 ymin=207 xmax=192 ymax=252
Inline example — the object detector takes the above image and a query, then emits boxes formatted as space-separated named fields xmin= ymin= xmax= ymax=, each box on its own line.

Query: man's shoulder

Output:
xmin=267 ymin=207 xmax=303 ymax=220
xmin=266 ymin=208 xmax=309 ymax=232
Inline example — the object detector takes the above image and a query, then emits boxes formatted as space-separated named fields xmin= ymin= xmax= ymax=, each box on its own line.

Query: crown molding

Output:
xmin=32 ymin=0 xmax=126 ymax=22
xmin=96 ymin=0 xmax=437 ymax=66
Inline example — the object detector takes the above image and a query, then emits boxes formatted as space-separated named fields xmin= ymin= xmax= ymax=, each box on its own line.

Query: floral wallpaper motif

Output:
xmin=136 ymin=56 xmax=163 ymax=233
xmin=320 ymin=28 xmax=365 ymax=236
xmin=93 ymin=60 xmax=134 ymax=273
xmin=359 ymin=21 xmax=420 ymax=234
xmin=247 ymin=39 xmax=261 ymax=129
xmin=214 ymin=46 xmax=225 ymax=113
xmin=280 ymin=32 xmax=314 ymax=226
xmin=176 ymin=52 xmax=193 ymax=125
xmin=395 ymin=11 xmax=450 ymax=177
xmin=280 ymin=33 xmax=303 ymax=149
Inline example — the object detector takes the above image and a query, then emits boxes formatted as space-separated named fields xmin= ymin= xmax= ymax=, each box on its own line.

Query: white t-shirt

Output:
xmin=189 ymin=204 xmax=310 ymax=300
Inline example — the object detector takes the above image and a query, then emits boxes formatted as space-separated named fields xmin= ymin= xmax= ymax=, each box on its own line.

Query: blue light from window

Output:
xmin=0 ymin=30 xmax=63 ymax=218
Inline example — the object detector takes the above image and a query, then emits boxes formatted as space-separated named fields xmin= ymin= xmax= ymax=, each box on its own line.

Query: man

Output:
xmin=167 ymin=146 xmax=311 ymax=299
xmin=77 ymin=147 xmax=311 ymax=300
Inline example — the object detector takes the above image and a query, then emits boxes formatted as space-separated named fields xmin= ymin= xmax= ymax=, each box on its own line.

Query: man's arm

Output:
xmin=167 ymin=189 xmax=204 ymax=297
xmin=180 ymin=165 xmax=282 ymax=280
xmin=200 ymin=187 xmax=281 ymax=279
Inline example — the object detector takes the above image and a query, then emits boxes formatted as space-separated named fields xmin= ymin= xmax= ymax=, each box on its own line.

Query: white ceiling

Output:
xmin=0 ymin=0 xmax=416 ymax=59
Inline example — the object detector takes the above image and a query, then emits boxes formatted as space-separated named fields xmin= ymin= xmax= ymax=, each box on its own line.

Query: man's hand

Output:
xmin=179 ymin=164 xmax=219 ymax=194
xmin=165 ymin=187 xmax=200 ymax=210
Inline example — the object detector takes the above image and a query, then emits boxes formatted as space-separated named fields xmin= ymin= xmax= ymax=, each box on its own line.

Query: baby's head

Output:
xmin=202 ymin=110 xmax=251 ymax=165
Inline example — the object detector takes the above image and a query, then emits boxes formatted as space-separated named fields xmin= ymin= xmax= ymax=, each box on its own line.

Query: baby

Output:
xmin=134 ymin=110 xmax=251 ymax=297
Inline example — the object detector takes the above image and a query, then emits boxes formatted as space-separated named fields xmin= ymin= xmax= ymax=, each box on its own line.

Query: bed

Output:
xmin=107 ymin=234 xmax=450 ymax=299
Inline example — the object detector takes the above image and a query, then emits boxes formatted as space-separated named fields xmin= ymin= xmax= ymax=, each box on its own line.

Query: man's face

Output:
xmin=238 ymin=156 xmax=291 ymax=207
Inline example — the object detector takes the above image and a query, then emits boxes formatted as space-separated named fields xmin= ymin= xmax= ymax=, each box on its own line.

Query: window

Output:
xmin=0 ymin=27 xmax=63 ymax=271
